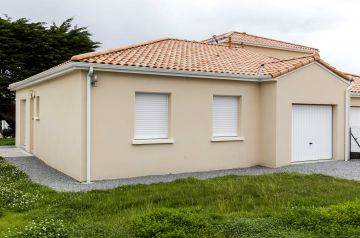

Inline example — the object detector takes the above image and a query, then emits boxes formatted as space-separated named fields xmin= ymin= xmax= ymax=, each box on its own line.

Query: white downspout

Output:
xmin=86 ymin=67 xmax=94 ymax=183
xmin=345 ymin=82 xmax=353 ymax=161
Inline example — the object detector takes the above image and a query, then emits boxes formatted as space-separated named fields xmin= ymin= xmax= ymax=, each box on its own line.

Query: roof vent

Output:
xmin=257 ymin=64 xmax=265 ymax=77
xmin=212 ymin=35 xmax=219 ymax=44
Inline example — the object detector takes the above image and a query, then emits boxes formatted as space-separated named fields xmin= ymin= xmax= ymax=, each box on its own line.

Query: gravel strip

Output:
xmin=2 ymin=148 xmax=360 ymax=192
xmin=0 ymin=146 xmax=32 ymax=157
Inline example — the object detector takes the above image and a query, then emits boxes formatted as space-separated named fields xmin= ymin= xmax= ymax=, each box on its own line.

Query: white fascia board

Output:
xmin=274 ymin=62 xmax=352 ymax=86
xmin=89 ymin=63 xmax=272 ymax=81
xmin=9 ymin=62 xmax=273 ymax=91
xmin=351 ymin=93 xmax=360 ymax=97
xmin=8 ymin=62 xmax=83 ymax=91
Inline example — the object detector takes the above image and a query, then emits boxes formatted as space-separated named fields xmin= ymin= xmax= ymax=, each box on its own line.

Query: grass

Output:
xmin=0 ymin=137 xmax=15 ymax=146
xmin=1 ymin=157 xmax=360 ymax=237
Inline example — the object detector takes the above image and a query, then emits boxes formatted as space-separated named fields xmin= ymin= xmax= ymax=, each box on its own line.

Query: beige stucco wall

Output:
xmin=89 ymin=72 xmax=262 ymax=180
xmin=273 ymin=63 xmax=349 ymax=166
xmin=350 ymin=97 xmax=360 ymax=106
xmin=89 ymin=64 xmax=348 ymax=180
xmin=15 ymin=71 xmax=85 ymax=181
xmin=259 ymin=81 xmax=277 ymax=167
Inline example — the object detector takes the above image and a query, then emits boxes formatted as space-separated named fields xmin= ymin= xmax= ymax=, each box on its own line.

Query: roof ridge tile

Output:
xmin=230 ymin=31 xmax=319 ymax=51
xmin=263 ymin=53 xmax=319 ymax=65
xmin=203 ymin=31 xmax=318 ymax=52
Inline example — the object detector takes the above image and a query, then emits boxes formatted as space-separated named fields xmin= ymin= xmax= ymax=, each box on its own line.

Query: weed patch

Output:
xmin=131 ymin=207 xmax=221 ymax=238
xmin=1 ymin=157 xmax=360 ymax=237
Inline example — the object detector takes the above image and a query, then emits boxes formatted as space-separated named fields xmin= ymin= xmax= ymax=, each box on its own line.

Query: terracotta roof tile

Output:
xmin=202 ymin=31 xmax=319 ymax=53
xmin=348 ymin=74 xmax=360 ymax=93
xmin=71 ymin=38 xmax=329 ymax=78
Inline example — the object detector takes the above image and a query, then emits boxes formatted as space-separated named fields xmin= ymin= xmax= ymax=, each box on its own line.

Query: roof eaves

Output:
xmin=9 ymin=61 xmax=274 ymax=91
xmin=318 ymin=59 xmax=353 ymax=81
xmin=351 ymin=91 xmax=360 ymax=96
xmin=8 ymin=62 xmax=83 ymax=91
xmin=88 ymin=63 xmax=273 ymax=81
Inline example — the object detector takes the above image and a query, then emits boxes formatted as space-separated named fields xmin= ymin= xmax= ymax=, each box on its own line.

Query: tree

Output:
xmin=0 ymin=16 xmax=100 ymax=129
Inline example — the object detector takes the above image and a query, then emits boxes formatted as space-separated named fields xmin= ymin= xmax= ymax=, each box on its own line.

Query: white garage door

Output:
xmin=292 ymin=105 xmax=332 ymax=162
xmin=350 ymin=107 xmax=360 ymax=127
xmin=350 ymin=107 xmax=360 ymax=153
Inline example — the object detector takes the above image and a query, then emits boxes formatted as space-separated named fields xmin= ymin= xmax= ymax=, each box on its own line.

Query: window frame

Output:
xmin=133 ymin=92 xmax=172 ymax=144
xmin=212 ymin=95 xmax=243 ymax=141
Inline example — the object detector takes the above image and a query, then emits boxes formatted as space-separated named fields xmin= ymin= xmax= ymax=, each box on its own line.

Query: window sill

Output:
xmin=211 ymin=136 xmax=245 ymax=142
xmin=132 ymin=139 xmax=174 ymax=145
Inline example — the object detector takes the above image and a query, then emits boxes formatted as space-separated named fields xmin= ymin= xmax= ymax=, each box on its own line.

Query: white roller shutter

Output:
xmin=292 ymin=104 xmax=332 ymax=162
xmin=135 ymin=93 xmax=168 ymax=139
xmin=213 ymin=96 xmax=238 ymax=137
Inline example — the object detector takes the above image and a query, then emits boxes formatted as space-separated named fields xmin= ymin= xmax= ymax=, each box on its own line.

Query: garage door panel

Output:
xmin=292 ymin=105 xmax=332 ymax=162
xmin=350 ymin=107 xmax=360 ymax=153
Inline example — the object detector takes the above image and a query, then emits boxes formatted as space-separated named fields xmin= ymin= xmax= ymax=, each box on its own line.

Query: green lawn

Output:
xmin=0 ymin=137 xmax=15 ymax=146
xmin=1 ymin=157 xmax=360 ymax=237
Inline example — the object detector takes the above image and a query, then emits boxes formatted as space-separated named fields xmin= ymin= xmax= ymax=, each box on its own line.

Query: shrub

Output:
xmin=131 ymin=208 xmax=220 ymax=238
xmin=219 ymin=218 xmax=274 ymax=237
xmin=218 ymin=217 xmax=311 ymax=238
xmin=1 ymin=128 xmax=14 ymax=137
xmin=9 ymin=219 xmax=69 ymax=238
xmin=0 ymin=157 xmax=27 ymax=180
xmin=72 ymin=223 xmax=131 ymax=238
xmin=283 ymin=201 xmax=360 ymax=237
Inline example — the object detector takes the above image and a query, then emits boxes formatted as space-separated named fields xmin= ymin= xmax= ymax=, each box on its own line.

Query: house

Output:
xmin=9 ymin=36 xmax=352 ymax=182
xmin=205 ymin=32 xmax=360 ymax=158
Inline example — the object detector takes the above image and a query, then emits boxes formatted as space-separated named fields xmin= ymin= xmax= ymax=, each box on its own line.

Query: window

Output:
xmin=213 ymin=96 xmax=238 ymax=137
xmin=135 ymin=93 xmax=169 ymax=139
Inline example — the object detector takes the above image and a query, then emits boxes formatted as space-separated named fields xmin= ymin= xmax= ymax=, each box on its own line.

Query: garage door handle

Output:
xmin=309 ymin=142 xmax=313 ymax=145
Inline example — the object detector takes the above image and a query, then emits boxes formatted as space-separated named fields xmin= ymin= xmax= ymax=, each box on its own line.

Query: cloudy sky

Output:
xmin=2 ymin=0 xmax=359 ymax=74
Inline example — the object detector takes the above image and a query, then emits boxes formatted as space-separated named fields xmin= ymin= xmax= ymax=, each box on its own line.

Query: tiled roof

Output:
xmin=348 ymin=74 xmax=360 ymax=93
xmin=202 ymin=31 xmax=319 ymax=53
xmin=71 ymin=38 xmax=338 ymax=79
